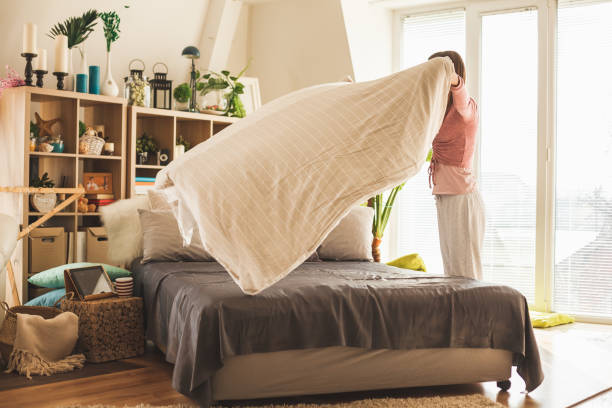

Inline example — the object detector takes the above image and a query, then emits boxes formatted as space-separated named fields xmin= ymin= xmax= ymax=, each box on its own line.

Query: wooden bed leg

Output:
xmin=497 ymin=380 xmax=511 ymax=391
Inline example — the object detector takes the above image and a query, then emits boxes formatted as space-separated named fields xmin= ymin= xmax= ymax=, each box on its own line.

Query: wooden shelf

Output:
xmin=29 ymin=151 xmax=77 ymax=158
xmin=28 ymin=211 xmax=76 ymax=216
xmin=135 ymin=164 xmax=165 ymax=170
xmin=78 ymin=154 xmax=122 ymax=160
xmin=4 ymin=86 xmax=126 ymax=106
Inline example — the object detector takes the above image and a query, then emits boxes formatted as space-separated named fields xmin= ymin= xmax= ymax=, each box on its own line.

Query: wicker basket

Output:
xmin=79 ymin=128 xmax=105 ymax=155
xmin=60 ymin=297 xmax=145 ymax=363
xmin=0 ymin=301 xmax=62 ymax=367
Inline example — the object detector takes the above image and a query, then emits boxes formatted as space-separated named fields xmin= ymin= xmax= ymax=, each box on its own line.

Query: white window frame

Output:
xmin=392 ymin=0 xmax=563 ymax=318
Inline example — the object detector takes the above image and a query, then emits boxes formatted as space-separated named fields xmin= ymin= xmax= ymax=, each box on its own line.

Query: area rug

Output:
xmin=0 ymin=360 xmax=144 ymax=391
xmin=57 ymin=394 xmax=504 ymax=408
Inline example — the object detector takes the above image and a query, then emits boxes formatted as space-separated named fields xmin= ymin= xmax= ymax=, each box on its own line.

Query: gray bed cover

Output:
xmin=132 ymin=260 xmax=543 ymax=407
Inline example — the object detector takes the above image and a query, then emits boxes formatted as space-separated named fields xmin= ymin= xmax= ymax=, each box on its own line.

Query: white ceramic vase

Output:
xmin=101 ymin=50 xmax=119 ymax=97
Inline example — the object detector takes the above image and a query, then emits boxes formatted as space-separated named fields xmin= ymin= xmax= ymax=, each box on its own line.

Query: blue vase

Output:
xmin=89 ymin=65 xmax=100 ymax=94
xmin=76 ymin=74 xmax=88 ymax=93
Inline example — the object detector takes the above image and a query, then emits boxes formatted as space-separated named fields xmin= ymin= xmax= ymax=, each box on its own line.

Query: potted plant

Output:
xmin=99 ymin=10 xmax=121 ymax=96
xmin=173 ymin=83 xmax=192 ymax=111
xmin=136 ymin=132 xmax=158 ymax=165
xmin=195 ymin=61 xmax=250 ymax=117
xmin=369 ymin=183 xmax=405 ymax=262
xmin=30 ymin=172 xmax=57 ymax=213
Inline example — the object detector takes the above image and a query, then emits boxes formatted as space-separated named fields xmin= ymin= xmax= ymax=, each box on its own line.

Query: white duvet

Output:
xmin=156 ymin=58 xmax=454 ymax=294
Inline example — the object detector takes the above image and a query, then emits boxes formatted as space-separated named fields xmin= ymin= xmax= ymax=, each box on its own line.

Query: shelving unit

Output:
xmin=0 ymin=86 xmax=126 ymax=302
xmin=127 ymin=106 xmax=238 ymax=197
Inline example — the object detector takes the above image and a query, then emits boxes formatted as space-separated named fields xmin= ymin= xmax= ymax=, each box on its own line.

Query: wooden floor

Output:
xmin=0 ymin=322 xmax=611 ymax=408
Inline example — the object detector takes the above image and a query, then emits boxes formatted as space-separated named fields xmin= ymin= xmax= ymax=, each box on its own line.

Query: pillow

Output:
xmin=139 ymin=209 xmax=214 ymax=263
xmin=28 ymin=263 xmax=131 ymax=289
xmin=387 ymin=253 xmax=427 ymax=272
xmin=100 ymin=196 xmax=149 ymax=264
xmin=318 ymin=207 xmax=374 ymax=261
xmin=24 ymin=288 xmax=65 ymax=308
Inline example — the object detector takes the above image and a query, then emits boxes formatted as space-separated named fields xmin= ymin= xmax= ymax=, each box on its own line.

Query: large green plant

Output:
xmin=369 ymin=183 xmax=405 ymax=262
xmin=48 ymin=9 xmax=98 ymax=49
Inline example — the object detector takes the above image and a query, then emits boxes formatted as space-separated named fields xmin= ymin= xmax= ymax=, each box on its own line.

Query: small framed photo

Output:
xmin=84 ymin=172 xmax=113 ymax=194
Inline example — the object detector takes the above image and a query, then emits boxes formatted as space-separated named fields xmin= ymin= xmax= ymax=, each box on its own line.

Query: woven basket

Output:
xmin=0 ymin=301 xmax=61 ymax=367
xmin=79 ymin=128 xmax=105 ymax=155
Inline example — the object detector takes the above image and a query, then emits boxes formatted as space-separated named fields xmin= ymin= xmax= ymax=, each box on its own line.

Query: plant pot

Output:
xmin=30 ymin=193 xmax=57 ymax=213
xmin=174 ymin=144 xmax=185 ymax=159
xmin=101 ymin=51 xmax=119 ymax=97
xmin=174 ymin=100 xmax=189 ymax=111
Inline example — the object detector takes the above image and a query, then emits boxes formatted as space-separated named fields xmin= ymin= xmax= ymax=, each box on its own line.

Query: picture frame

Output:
xmin=83 ymin=172 xmax=113 ymax=194
xmin=240 ymin=77 xmax=262 ymax=116
xmin=64 ymin=265 xmax=115 ymax=301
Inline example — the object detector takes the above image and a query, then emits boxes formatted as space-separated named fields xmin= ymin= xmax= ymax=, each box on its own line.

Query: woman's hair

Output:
xmin=428 ymin=50 xmax=466 ymax=112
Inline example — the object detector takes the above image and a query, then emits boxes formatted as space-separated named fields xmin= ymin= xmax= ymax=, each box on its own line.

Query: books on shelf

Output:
xmin=86 ymin=193 xmax=116 ymax=207
xmin=134 ymin=176 xmax=156 ymax=195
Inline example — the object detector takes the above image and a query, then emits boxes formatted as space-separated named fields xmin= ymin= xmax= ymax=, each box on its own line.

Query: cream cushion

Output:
xmin=318 ymin=207 xmax=374 ymax=261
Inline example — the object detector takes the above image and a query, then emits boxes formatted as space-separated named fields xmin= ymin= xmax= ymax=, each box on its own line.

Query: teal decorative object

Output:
xmin=28 ymin=262 xmax=131 ymax=289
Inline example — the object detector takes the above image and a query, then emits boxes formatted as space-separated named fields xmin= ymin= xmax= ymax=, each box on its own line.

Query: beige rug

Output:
xmin=58 ymin=394 xmax=504 ymax=408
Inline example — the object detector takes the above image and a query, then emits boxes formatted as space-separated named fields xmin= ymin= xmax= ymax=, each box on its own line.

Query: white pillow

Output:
xmin=318 ymin=207 xmax=374 ymax=261
xmin=100 ymin=196 xmax=149 ymax=264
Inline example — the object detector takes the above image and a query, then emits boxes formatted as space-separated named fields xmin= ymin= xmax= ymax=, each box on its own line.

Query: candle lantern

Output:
xmin=124 ymin=59 xmax=151 ymax=107
xmin=150 ymin=63 xmax=172 ymax=110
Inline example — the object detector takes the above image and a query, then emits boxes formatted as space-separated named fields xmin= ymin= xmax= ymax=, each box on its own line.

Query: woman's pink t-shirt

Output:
xmin=429 ymin=77 xmax=479 ymax=195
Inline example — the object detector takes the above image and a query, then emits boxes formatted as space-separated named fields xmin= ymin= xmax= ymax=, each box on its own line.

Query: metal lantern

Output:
xmin=124 ymin=59 xmax=151 ymax=108
xmin=150 ymin=62 xmax=172 ymax=110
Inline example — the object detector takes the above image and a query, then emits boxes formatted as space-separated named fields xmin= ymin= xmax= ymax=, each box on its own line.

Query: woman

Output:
xmin=428 ymin=51 xmax=484 ymax=280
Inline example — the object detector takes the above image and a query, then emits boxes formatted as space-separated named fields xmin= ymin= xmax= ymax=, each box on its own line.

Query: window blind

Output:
xmin=480 ymin=9 xmax=538 ymax=302
xmin=554 ymin=0 xmax=612 ymax=317
xmin=394 ymin=10 xmax=465 ymax=271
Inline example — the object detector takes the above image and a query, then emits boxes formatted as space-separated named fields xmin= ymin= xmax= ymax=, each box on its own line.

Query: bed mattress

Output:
xmin=132 ymin=260 xmax=543 ymax=406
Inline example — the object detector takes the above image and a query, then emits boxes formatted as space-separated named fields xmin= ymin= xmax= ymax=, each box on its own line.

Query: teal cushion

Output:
xmin=28 ymin=262 xmax=131 ymax=289
xmin=25 ymin=288 xmax=66 ymax=308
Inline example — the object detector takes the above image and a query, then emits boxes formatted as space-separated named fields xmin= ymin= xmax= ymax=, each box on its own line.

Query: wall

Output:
xmin=340 ymin=0 xmax=393 ymax=82
xmin=0 ymin=0 xmax=210 ymax=90
xmin=247 ymin=0 xmax=354 ymax=103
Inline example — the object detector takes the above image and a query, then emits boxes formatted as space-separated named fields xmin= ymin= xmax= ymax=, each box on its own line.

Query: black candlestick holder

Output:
xmin=53 ymin=72 xmax=68 ymax=90
xmin=20 ymin=52 xmax=37 ymax=86
xmin=34 ymin=70 xmax=47 ymax=88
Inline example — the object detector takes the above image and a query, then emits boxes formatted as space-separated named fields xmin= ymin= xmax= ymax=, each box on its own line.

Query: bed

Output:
xmin=131 ymin=259 xmax=543 ymax=407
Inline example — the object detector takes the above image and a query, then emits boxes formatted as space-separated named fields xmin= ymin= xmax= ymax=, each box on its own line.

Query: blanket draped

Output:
xmin=156 ymin=58 xmax=454 ymax=294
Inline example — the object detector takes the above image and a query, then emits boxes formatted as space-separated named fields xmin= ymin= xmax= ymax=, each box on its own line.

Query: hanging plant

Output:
xmin=99 ymin=11 xmax=121 ymax=52
xmin=48 ymin=9 xmax=98 ymax=49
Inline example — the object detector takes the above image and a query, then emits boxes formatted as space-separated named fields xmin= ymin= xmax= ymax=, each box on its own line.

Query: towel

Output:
xmin=156 ymin=57 xmax=454 ymax=295
xmin=5 ymin=312 xmax=84 ymax=379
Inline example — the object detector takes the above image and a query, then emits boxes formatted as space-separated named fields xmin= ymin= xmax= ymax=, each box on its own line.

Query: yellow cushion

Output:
xmin=386 ymin=253 xmax=427 ymax=272
xmin=529 ymin=311 xmax=575 ymax=328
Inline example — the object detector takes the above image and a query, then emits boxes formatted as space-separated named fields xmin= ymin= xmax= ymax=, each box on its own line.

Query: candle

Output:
xmin=22 ymin=23 xmax=37 ymax=54
xmin=54 ymin=35 xmax=68 ymax=73
xmin=34 ymin=48 xmax=47 ymax=71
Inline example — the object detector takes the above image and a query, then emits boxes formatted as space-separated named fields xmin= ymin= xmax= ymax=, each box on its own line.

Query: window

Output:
xmin=554 ymin=0 xmax=612 ymax=317
xmin=395 ymin=9 xmax=465 ymax=271
xmin=479 ymin=9 xmax=539 ymax=303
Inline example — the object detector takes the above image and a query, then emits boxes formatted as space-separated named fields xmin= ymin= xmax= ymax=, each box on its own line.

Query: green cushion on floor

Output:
xmin=530 ymin=310 xmax=575 ymax=328
xmin=386 ymin=253 xmax=427 ymax=272
xmin=28 ymin=262 xmax=131 ymax=289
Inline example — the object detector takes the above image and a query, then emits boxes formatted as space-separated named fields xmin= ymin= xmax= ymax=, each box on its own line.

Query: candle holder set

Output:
xmin=21 ymin=23 xmax=68 ymax=90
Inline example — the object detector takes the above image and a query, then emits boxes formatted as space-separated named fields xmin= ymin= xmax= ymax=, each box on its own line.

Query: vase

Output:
xmin=101 ymin=51 xmax=119 ymax=97
xmin=30 ymin=193 xmax=57 ymax=213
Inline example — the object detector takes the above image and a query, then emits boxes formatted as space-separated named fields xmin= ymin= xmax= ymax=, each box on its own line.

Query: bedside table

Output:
xmin=61 ymin=296 xmax=145 ymax=363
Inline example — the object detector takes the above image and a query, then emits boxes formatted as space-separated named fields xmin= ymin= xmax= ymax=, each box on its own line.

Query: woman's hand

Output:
xmin=451 ymin=72 xmax=460 ymax=87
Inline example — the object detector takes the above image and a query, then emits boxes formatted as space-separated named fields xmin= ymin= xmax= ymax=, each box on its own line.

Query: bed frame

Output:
xmin=209 ymin=346 xmax=513 ymax=401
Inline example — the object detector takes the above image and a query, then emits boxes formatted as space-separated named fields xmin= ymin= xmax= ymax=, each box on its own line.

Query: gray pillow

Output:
xmin=318 ymin=206 xmax=374 ymax=261
xmin=138 ymin=209 xmax=214 ymax=263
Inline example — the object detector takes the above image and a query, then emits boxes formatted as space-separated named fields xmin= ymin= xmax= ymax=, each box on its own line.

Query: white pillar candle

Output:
xmin=54 ymin=35 xmax=68 ymax=73
xmin=34 ymin=48 xmax=47 ymax=71
xmin=22 ymin=23 xmax=37 ymax=54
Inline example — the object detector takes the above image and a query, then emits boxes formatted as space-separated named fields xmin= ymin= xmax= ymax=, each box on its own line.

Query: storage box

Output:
xmin=29 ymin=227 xmax=67 ymax=273
xmin=60 ymin=296 xmax=145 ymax=362
xmin=86 ymin=227 xmax=109 ymax=264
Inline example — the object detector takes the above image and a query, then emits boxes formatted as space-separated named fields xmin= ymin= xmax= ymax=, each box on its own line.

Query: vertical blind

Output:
xmin=554 ymin=0 xmax=612 ymax=316
xmin=479 ymin=9 xmax=538 ymax=303
xmin=396 ymin=9 xmax=465 ymax=271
